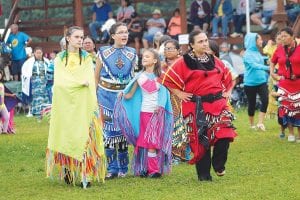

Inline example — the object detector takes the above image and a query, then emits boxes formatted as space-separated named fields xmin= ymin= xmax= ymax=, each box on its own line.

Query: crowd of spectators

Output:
xmin=0 ymin=0 xmax=299 ymax=140
xmin=0 ymin=0 xmax=298 ymax=85
xmin=86 ymin=0 xmax=299 ymax=54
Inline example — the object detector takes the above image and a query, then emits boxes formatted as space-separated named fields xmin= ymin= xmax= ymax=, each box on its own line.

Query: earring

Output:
xmin=190 ymin=49 xmax=195 ymax=57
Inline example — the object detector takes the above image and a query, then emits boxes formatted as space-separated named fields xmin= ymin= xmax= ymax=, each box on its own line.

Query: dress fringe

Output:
xmin=46 ymin=112 xmax=106 ymax=184
xmin=113 ymin=98 xmax=137 ymax=146
xmin=115 ymin=100 xmax=173 ymax=175
xmin=41 ymin=104 xmax=52 ymax=121
xmin=142 ymin=107 xmax=173 ymax=175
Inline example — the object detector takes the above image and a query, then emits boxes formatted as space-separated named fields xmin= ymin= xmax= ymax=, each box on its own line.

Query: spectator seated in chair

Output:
xmin=230 ymin=0 xmax=256 ymax=38
xmin=142 ymin=9 xmax=166 ymax=49
xmin=211 ymin=0 xmax=233 ymax=39
xmin=89 ymin=0 xmax=113 ymax=43
xmin=189 ymin=0 xmax=211 ymax=33
xmin=250 ymin=0 xmax=277 ymax=34
xmin=116 ymin=0 xmax=135 ymax=24
xmin=167 ymin=8 xmax=182 ymax=40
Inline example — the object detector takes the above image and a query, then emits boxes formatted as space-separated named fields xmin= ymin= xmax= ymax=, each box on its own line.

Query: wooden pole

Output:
xmin=45 ymin=0 xmax=48 ymax=22
xmin=73 ymin=0 xmax=84 ymax=27
xmin=179 ymin=0 xmax=188 ymax=54
xmin=12 ymin=0 xmax=20 ymax=24
xmin=293 ymin=16 xmax=300 ymax=38
xmin=2 ymin=0 xmax=19 ymax=41
xmin=272 ymin=0 xmax=287 ymax=30
xmin=179 ymin=0 xmax=187 ymax=34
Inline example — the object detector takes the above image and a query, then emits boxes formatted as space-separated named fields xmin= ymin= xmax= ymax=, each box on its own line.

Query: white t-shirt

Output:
xmin=137 ymin=72 xmax=159 ymax=113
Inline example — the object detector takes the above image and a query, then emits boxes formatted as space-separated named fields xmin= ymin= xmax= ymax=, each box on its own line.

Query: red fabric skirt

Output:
xmin=183 ymin=101 xmax=237 ymax=164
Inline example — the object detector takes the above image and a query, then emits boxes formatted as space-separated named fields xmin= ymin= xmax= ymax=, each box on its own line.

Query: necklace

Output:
xmin=197 ymin=54 xmax=209 ymax=63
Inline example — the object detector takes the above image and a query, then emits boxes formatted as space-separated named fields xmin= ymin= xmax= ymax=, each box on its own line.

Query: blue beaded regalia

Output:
xmin=97 ymin=46 xmax=136 ymax=175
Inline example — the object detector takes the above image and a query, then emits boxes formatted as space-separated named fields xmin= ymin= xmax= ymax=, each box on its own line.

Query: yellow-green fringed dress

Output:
xmin=263 ymin=44 xmax=278 ymax=118
xmin=46 ymin=51 xmax=106 ymax=185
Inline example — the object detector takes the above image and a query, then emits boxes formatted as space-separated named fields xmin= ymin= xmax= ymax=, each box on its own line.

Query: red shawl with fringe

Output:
xmin=159 ymin=55 xmax=237 ymax=164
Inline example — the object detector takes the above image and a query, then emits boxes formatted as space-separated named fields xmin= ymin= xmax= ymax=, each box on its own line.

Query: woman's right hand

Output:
xmin=82 ymin=81 xmax=89 ymax=87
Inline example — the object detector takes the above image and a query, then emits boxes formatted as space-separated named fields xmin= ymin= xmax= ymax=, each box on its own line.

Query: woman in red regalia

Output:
xmin=270 ymin=27 xmax=300 ymax=143
xmin=159 ymin=30 xmax=237 ymax=181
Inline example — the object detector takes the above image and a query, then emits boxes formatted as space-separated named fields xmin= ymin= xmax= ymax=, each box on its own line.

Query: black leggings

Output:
xmin=244 ymin=83 xmax=269 ymax=116
xmin=195 ymin=138 xmax=230 ymax=178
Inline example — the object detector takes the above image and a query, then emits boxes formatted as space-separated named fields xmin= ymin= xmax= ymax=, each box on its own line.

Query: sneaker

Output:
xmin=256 ymin=123 xmax=266 ymax=131
xmin=216 ymin=170 xmax=226 ymax=177
xmin=279 ymin=132 xmax=285 ymax=139
xmin=26 ymin=113 xmax=33 ymax=117
xmin=118 ymin=172 xmax=127 ymax=178
xmin=230 ymin=32 xmax=243 ymax=38
xmin=210 ymin=34 xmax=219 ymax=39
xmin=296 ymin=137 xmax=300 ymax=143
xmin=287 ymin=135 xmax=296 ymax=142
xmin=148 ymin=172 xmax=161 ymax=178
xmin=250 ymin=125 xmax=256 ymax=130
xmin=105 ymin=173 xmax=118 ymax=180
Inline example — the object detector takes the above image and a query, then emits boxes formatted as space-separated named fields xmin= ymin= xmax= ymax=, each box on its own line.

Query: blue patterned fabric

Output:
xmin=31 ymin=60 xmax=50 ymax=116
xmin=97 ymin=46 xmax=136 ymax=174
xmin=46 ymin=60 xmax=54 ymax=102
xmin=97 ymin=46 xmax=136 ymax=146
xmin=98 ymin=46 xmax=136 ymax=84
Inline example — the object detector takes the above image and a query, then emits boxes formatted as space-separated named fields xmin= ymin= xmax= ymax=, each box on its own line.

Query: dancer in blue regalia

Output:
xmin=95 ymin=22 xmax=136 ymax=179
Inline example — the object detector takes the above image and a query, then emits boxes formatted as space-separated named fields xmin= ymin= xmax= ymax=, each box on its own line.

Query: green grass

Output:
xmin=1 ymin=110 xmax=300 ymax=200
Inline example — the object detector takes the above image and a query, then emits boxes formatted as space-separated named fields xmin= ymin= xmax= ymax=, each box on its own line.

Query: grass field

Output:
xmin=0 ymin=110 xmax=299 ymax=200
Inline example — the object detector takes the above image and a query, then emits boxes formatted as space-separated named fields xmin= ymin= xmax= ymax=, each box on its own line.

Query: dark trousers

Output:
xmin=195 ymin=138 xmax=230 ymax=179
xmin=233 ymin=14 xmax=246 ymax=33
xmin=244 ymin=83 xmax=269 ymax=116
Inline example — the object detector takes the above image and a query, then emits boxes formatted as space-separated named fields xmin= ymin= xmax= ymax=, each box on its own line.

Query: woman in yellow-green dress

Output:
xmin=46 ymin=26 xmax=106 ymax=189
